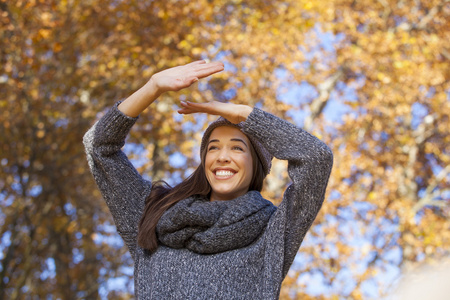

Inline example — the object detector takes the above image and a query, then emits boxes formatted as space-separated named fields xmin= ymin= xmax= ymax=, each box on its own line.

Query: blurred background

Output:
xmin=0 ymin=0 xmax=449 ymax=299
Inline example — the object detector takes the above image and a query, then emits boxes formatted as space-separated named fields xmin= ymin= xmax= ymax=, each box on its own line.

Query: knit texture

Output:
xmin=157 ymin=191 xmax=276 ymax=254
xmin=83 ymin=102 xmax=333 ymax=299
xmin=200 ymin=116 xmax=273 ymax=175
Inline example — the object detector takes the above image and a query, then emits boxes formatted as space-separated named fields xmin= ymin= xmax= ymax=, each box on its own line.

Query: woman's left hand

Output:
xmin=177 ymin=101 xmax=253 ymax=124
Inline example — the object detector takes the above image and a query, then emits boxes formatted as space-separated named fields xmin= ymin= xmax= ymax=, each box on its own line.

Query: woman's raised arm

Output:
xmin=83 ymin=60 xmax=224 ymax=259
xmin=118 ymin=60 xmax=224 ymax=117
xmin=177 ymin=100 xmax=252 ymax=124
xmin=178 ymin=101 xmax=333 ymax=280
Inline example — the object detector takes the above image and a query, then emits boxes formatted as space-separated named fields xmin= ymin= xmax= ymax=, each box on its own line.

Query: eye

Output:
xmin=208 ymin=145 xmax=218 ymax=151
xmin=232 ymin=146 xmax=244 ymax=151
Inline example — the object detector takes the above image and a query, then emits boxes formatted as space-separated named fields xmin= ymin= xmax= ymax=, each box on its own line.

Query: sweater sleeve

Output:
xmin=241 ymin=108 xmax=333 ymax=278
xmin=83 ymin=102 xmax=152 ymax=260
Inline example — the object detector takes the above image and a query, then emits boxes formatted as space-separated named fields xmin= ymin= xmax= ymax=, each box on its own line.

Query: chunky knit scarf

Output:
xmin=156 ymin=191 xmax=277 ymax=254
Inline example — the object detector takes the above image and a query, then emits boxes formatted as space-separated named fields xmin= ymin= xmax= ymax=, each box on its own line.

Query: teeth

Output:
xmin=216 ymin=170 xmax=235 ymax=177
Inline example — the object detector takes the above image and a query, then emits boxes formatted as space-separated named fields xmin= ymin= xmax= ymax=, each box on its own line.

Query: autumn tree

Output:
xmin=1 ymin=0 xmax=448 ymax=299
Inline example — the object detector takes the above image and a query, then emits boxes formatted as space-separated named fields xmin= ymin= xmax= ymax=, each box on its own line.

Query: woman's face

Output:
xmin=204 ymin=126 xmax=253 ymax=201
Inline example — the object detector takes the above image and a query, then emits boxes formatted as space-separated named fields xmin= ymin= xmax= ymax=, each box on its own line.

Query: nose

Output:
xmin=217 ymin=149 xmax=231 ymax=163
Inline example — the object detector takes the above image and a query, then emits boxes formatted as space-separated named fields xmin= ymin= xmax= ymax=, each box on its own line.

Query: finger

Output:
xmin=195 ymin=61 xmax=224 ymax=71
xmin=179 ymin=101 xmax=214 ymax=114
xmin=190 ymin=77 xmax=199 ymax=85
xmin=175 ymin=76 xmax=198 ymax=89
xmin=177 ymin=107 xmax=199 ymax=114
xmin=179 ymin=101 xmax=207 ymax=111
xmin=183 ymin=101 xmax=212 ymax=110
xmin=194 ymin=65 xmax=224 ymax=79
xmin=179 ymin=101 xmax=189 ymax=108
xmin=177 ymin=107 xmax=220 ymax=116
xmin=186 ymin=60 xmax=206 ymax=66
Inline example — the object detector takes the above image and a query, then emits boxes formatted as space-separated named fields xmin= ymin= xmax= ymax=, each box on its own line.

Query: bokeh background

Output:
xmin=1 ymin=0 xmax=449 ymax=299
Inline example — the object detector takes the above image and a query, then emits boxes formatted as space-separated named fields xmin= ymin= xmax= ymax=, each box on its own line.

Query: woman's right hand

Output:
xmin=149 ymin=60 xmax=225 ymax=94
xmin=118 ymin=60 xmax=224 ymax=117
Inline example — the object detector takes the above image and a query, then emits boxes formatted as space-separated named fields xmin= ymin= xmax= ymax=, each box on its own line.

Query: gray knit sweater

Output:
xmin=83 ymin=103 xmax=333 ymax=299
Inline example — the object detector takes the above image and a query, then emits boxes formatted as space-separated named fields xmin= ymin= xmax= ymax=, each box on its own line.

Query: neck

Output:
xmin=209 ymin=190 xmax=247 ymax=202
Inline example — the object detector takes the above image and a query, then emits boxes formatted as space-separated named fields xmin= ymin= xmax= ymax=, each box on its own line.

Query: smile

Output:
xmin=214 ymin=169 xmax=237 ymax=179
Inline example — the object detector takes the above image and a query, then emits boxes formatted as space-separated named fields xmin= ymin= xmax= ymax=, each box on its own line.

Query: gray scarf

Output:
xmin=156 ymin=191 xmax=276 ymax=254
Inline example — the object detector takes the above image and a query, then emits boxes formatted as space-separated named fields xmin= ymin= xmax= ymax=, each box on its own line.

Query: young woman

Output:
xmin=83 ymin=60 xmax=333 ymax=299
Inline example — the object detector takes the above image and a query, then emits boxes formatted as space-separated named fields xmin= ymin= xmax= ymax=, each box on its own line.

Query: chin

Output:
xmin=211 ymin=187 xmax=247 ymax=201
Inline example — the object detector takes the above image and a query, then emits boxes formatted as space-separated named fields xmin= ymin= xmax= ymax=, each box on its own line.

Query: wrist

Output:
xmin=144 ymin=77 xmax=163 ymax=98
xmin=238 ymin=105 xmax=253 ymax=122
xmin=118 ymin=78 xmax=162 ymax=117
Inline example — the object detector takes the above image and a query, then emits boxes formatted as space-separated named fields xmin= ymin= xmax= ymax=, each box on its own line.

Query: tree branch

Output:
xmin=304 ymin=69 xmax=343 ymax=131
xmin=395 ymin=0 xmax=449 ymax=32
xmin=412 ymin=165 xmax=450 ymax=215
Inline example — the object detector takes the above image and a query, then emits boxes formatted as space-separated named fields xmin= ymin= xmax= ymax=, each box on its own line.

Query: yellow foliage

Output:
xmin=1 ymin=0 xmax=448 ymax=298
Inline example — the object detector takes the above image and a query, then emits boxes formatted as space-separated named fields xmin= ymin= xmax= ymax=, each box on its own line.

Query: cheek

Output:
xmin=204 ymin=153 xmax=213 ymax=169
xmin=242 ymin=155 xmax=254 ymax=180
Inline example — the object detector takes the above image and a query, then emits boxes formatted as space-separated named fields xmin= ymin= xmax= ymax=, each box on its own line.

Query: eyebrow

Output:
xmin=208 ymin=138 xmax=249 ymax=148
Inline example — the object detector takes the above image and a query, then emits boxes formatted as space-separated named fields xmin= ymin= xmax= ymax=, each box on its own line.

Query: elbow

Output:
xmin=318 ymin=145 xmax=334 ymax=171
xmin=323 ymin=146 xmax=333 ymax=163
xmin=82 ymin=127 xmax=99 ymax=170
xmin=83 ymin=127 xmax=95 ymax=156
xmin=82 ymin=122 xmax=98 ymax=154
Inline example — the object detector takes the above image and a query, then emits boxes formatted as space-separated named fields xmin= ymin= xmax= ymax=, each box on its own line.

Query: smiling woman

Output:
xmin=83 ymin=60 xmax=333 ymax=299
xmin=205 ymin=126 xmax=254 ymax=201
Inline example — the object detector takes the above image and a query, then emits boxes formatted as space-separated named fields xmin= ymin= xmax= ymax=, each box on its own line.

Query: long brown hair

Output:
xmin=137 ymin=132 xmax=265 ymax=252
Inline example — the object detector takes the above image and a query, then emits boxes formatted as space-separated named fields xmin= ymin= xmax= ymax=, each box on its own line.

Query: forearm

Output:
xmin=242 ymin=108 xmax=333 ymax=277
xmin=242 ymin=108 xmax=333 ymax=163
xmin=118 ymin=78 xmax=161 ymax=117
xmin=83 ymin=103 xmax=150 ymax=239
xmin=243 ymin=108 xmax=332 ymax=216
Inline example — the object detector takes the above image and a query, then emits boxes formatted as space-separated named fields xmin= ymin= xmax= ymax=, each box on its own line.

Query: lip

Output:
xmin=212 ymin=167 xmax=237 ymax=180
xmin=213 ymin=167 xmax=237 ymax=173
